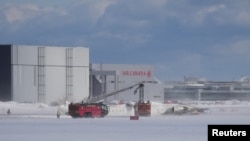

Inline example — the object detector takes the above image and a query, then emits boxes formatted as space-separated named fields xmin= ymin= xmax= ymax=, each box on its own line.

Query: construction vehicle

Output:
xmin=68 ymin=81 xmax=156 ymax=118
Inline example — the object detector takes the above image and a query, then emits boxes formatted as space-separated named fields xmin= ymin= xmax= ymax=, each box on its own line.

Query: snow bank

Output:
xmin=1 ymin=100 xmax=250 ymax=118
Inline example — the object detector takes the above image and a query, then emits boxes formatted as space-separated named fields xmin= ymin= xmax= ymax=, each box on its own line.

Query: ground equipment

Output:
xmin=68 ymin=102 xmax=109 ymax=118
xmin=133 ymin=83 xmax=151 ymax=116
xmin=68 ymin=81 xmax=156 ymax=118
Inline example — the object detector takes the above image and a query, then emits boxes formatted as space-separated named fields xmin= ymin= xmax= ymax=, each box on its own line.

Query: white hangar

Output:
xmin=89 ymin=64 xmax=164 ymax=103
xmin=0 ymin=45 xmax=89 ymax=104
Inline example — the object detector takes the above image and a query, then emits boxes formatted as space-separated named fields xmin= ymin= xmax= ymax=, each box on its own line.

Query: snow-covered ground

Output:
xmin=0 ymin=100 xmax=250 ymax=141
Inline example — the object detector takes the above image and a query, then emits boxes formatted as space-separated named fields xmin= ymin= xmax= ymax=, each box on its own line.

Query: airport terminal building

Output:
xmin=165 ymin=77 xmax=250 ymax=101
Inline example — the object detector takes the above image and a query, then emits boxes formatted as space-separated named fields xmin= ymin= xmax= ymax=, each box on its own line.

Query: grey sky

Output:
xmin=1 ymin=0 xmax=250 ymax=81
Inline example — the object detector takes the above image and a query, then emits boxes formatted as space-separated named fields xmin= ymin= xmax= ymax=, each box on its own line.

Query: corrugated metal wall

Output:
xmin=11 ymin=45 xmax=89 ymax=104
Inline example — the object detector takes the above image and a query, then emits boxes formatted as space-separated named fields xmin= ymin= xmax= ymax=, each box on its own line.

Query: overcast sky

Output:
xmin=1 ymin=0 xmax=250 ymax=81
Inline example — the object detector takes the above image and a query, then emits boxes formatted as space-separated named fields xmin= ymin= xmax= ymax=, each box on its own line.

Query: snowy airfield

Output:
xmin=0 ymin=100 xmax=250 ymax=141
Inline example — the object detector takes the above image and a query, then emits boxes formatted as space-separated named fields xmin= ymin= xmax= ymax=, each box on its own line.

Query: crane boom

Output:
xmin=86 ymin=81 xmax=156 ymax=103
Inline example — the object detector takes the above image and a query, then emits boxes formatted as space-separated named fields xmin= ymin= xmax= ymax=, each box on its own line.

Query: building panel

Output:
xmin=72 ymin=67 xmax=89 ymax=102
xmin=0 ymin=45 xmax=12 ymax=101
xmin=45 ymin=47 xmax=66 ymax=66
xmin=73 ymin=47 xmax=89 ymax=66
xmin=12 ymin=45 xmax=38 ymax=65
xmin=12 ymin=65 xmax=37 ymax=102
xmin=45 ymin=66 xmax=66 ymax=104
xmin=8 ymin=45 xmax=89 ymax=104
